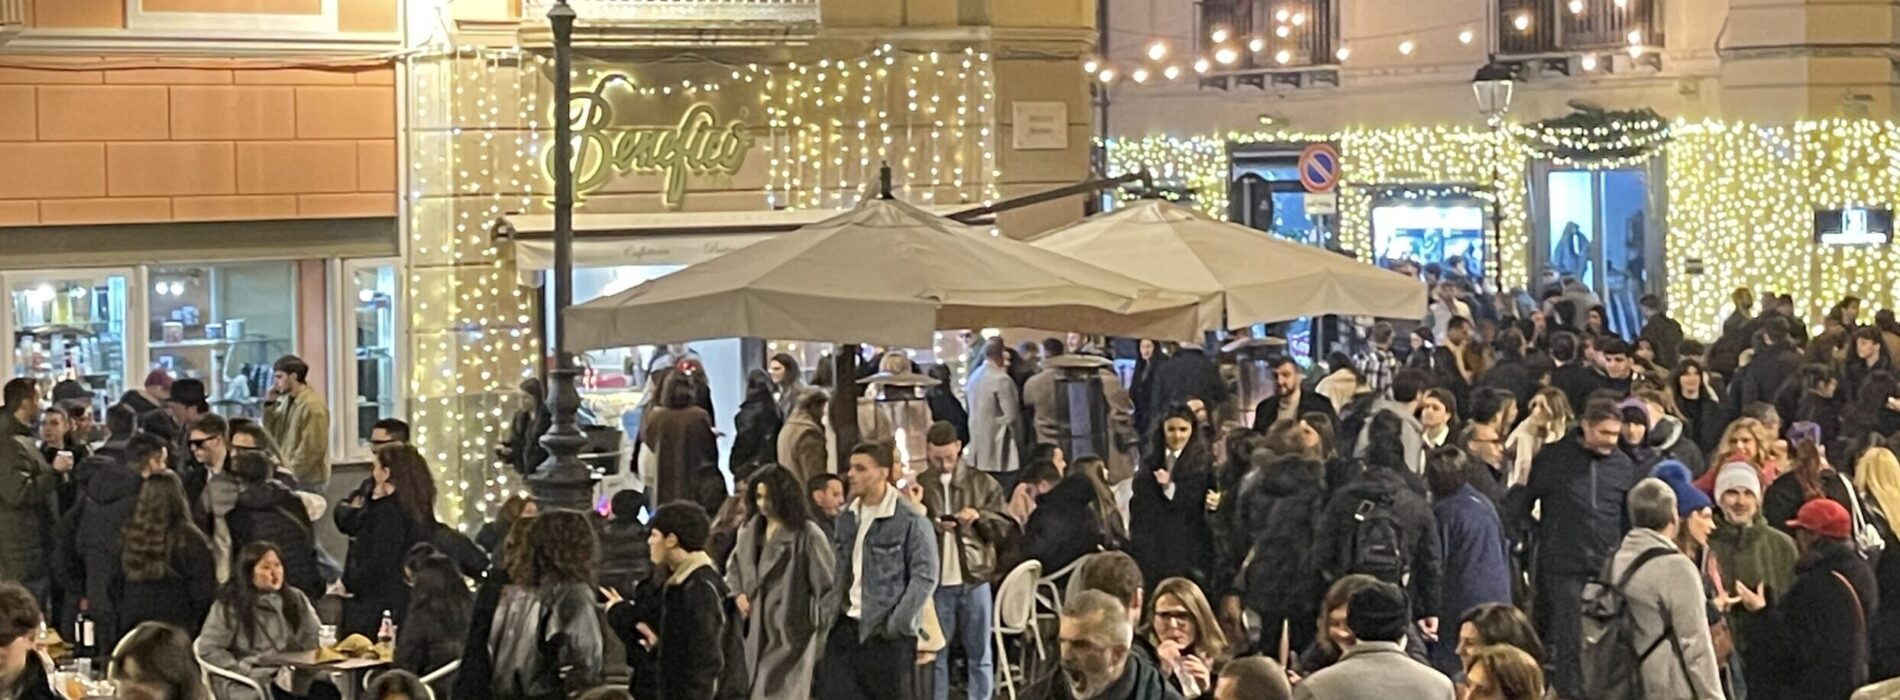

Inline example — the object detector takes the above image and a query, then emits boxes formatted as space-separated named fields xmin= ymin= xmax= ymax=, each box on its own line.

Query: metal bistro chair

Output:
xmin=364 ymin=659 xmax=462 ymax=700
xmin=992 ymin=560 xmax=1044 ymax=700
xmin=1034 ymin=554 xmax=1091 ymax=620
xmin=199 ymin=652 xmax=268 ymax=700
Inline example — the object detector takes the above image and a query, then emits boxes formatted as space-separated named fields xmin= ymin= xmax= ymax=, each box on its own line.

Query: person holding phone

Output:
xmin=918 ymin=423 xmax=1008 ymax=700
xmin=1129 ymin=406 xmax=1216 ymax=592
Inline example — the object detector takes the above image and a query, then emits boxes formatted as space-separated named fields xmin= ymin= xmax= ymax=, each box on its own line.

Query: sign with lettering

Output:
xmin=559 ymin=74 xmax=756 ymax=208
xmin=1012 ymin=101 xmax=1069 ymax=151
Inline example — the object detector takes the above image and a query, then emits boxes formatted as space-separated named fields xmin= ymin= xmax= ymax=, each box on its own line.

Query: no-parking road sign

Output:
xmin=1298 ymin=144 xmax=1340 ymax=193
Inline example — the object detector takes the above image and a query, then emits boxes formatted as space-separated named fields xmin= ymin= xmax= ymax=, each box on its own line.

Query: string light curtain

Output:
xmin=405 ymin=45 xmax=1003 ymax=529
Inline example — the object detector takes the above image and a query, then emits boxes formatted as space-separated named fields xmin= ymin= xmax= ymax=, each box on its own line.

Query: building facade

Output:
xmin=1100 ymin=0 xmax=1900 ymax=341
xmin=0 ymin=0 xmax=404 ymax=465
xmin=404 ymin=0 xmax=1101 ymax=523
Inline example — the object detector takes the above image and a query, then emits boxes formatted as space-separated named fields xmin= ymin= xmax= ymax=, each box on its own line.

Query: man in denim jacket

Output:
xmin=821 ymin=441 xmax=940 ymax=700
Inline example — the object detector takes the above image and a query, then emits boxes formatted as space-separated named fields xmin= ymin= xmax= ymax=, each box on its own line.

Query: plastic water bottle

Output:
xmin=377 ymin=610 xmax=396 ymax=646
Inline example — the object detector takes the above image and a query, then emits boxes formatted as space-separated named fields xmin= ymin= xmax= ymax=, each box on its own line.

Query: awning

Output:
xmin=502 ymin=207 xmax=984 ymax=272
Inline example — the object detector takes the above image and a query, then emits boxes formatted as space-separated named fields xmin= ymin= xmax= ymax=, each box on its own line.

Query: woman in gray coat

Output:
xmin=726 ymin=466 xmax=837 ymax=700
xmin=194 ymin=542 xmax=322 ymax=700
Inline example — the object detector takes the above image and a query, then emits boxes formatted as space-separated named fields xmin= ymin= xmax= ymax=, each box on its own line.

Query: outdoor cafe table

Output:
xmin=258 ymin=651 xmax=389 ymax=700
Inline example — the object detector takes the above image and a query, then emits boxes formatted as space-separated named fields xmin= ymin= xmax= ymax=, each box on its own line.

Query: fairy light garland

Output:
xmin=1108 ymin=117 xmax=1900 ymax=343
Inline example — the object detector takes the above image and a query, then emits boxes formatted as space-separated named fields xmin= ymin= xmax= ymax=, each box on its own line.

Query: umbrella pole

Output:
xmin=830 ymin=345 xmax=863 ymax=474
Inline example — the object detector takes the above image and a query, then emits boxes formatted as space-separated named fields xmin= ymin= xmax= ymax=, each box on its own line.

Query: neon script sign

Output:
xmin=557 ymin=74 xmax=754 ymax=208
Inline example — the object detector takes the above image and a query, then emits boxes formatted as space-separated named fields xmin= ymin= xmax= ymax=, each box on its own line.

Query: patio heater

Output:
xmin=859 ymin=369 xmax=938 ymax=479
xmin=1046 ymin=354 xmax=1117 ymax=464
xmin=1472 ymin=59 xmax=1515 ymax=294
xmin=530 ymin=0 xmax=599 ymax=512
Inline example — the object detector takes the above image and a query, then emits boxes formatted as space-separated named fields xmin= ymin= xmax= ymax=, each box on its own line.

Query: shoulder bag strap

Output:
xmin=1839 ymin=472 xmax=1871 ymax=533
xmin=1832 ymin=570 xmax=1866 ymax=640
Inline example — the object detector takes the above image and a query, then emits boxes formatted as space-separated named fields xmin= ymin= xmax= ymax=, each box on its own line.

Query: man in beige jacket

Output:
xmin=263 ymin=355 xmax=330 ymax=493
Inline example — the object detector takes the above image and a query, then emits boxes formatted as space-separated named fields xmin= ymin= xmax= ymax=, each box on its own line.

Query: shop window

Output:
xmin=147 ymin=263 xmax=297 ymax=420
xmin=8 ymin=271 xmax=130 ymax=411
xmin=347 ymin=262 xmax=400 ymax=452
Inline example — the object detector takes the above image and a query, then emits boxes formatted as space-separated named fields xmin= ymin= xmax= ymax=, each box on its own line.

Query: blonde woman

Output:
xmin=1505 ymin=387 xmax=1573 ymax=485
xmin=1855 ymin=445 xmax=1900 ymax=679
xmin=1147 ymin=577 xmax=1229 ymax=697
xmin=1694 ymin=417 xmax=1778 ymax=495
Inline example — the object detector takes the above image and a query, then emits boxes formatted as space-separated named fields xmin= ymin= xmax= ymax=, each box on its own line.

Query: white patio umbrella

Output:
xmin=563 ymin=198 xmax=1203 ymax=350
xmin=1027 ymin=199 xmax=1428 ymax=329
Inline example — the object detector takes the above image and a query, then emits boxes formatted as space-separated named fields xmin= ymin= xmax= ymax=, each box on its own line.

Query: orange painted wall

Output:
xmin=0 ymin=60 xmax=398 ymax=228
xmin=26 ymin=0 xmax=397 ymax=32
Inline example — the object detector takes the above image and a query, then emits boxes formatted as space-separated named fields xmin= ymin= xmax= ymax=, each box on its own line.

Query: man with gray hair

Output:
xmin=1596 ymin=478 xmax=1722 ymax=698
xmin=1024 ymin=590 xmax=1179 ymax=700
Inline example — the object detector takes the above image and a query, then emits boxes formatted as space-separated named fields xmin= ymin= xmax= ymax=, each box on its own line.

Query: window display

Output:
xmin=146 ymin=263 xmax=296 ymax=420
xmin=1543 ymin=169 xmax=1652 ymax=337
xmin=9 ymin=272 xmax=129 ymax=411
xmin=1371 ymin=203 xmax=1487 ymax=272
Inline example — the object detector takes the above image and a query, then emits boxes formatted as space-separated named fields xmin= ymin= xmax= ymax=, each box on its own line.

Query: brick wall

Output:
xmin=0 ymin=59 xmax=397 ymax=228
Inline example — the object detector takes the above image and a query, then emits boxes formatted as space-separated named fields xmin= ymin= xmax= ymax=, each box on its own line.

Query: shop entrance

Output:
xmin=1531 ymin=165 xmax=1663 ymax=338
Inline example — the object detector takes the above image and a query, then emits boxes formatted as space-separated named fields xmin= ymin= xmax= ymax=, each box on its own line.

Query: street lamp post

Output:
xmin=529 ymin=0 xmax=596 ymax=512
xmin=1472 ymin=59 xmax=1515 ymax=293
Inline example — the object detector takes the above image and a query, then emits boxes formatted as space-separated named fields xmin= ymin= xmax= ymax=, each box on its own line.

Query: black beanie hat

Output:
xmin=1346 ymin=581 xmax=1411 ymax=643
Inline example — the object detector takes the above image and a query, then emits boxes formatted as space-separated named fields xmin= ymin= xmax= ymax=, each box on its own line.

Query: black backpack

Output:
xmin=1346 ymin=496 xmax=1409 ymax=584
xmin=1581 ymin=547 xmax=1693 ymax=700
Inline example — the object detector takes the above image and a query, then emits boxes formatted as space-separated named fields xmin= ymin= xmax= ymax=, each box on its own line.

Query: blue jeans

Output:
xmin=932 ymin=582 xmax=994 ymax=700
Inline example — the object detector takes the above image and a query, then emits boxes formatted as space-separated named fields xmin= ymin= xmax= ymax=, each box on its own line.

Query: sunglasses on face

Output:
xmin=189 ymin=437 xmax=219 ymax=449
xmin=370 ymin=438 xmax=397 ymax=447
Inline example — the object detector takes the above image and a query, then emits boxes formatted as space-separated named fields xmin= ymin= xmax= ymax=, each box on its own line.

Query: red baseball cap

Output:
xmin=1787 ymin=499 xmax=1852 ymax=540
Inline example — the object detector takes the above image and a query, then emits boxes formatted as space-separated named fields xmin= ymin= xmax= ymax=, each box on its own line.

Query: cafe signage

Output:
xmin=557 ymin=73 xmax=756 ymax=208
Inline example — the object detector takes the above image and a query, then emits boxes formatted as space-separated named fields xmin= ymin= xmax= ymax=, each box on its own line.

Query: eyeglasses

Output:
xmin=1153 ymin=610 xmax=1195 ymax=628
xmin=188 ymin=437 xmax=219 ymax=449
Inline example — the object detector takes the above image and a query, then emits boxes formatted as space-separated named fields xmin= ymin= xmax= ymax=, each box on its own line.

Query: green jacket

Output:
xmin=263 ymin=384 xmax=330 ymax=487
xmin=0 ymin=410 xmax=56 ymax=583
xmin=1708 ymin=511 xmax=1799 ymax=646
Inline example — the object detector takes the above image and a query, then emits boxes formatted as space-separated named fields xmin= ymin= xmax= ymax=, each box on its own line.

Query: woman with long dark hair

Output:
xmin=1671 ymin=360 xmax=1729 ymax=456
xmin=504 ymin=378 xmax=551 ymax=475
xmin=768 ymin=353 xmax=804 ymax=420
xmin=115 ymin=472 xmax=216 ymax=636
xmin=194 ymin=542 xmax=321 ymax=700
xmin=224 ymin=452 xmax=322 ymax=600
xmin=1129 ymin=406 xmax=1217 ymax=590
xmin=487 ymin=511 xmax=603 ymax=699
xmin=1131 ymin=339 xmax=1169 ymax=438
xmin=1762 ymin=422 xmax=1855 ymax=537
xmin=335 ymin=444 xmax=437 ymax=638
xmin=639 ymin=371 xmax=719 ymax=510
xmin=724 ymin=466 xmax=835 ymax=699
xmin=730 ymin=369 xmax=784 ymax=485
xmin=393 ymin=553 xmax=471 ymax=692
xmin=112 ymin=622 xmax=210 ymax=700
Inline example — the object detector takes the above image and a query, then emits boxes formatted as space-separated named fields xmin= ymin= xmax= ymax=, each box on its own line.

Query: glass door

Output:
xmin=1232 ymin=156 xmax=1343 ymax=366
xmin=4 ymin=269 xmax=134 ymax=412
xmin=1535 ymin=166 xmax=1659 ymax=339
xmin=336 ymin=258 xmax=403 ymax=458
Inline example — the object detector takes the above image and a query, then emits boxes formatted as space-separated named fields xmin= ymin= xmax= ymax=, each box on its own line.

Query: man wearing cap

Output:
xmin=1290 ymin=580 xmax=1453 ymax=700
xmin=117 ymin=369 xmax=171 ymax=417
xmin=1605 ymin=477 xmax=1724 ymax=698
xmin=1705 ymin=459 xmax=1798 ymax=695
xmin=1734 ymin=498 xmax=1878 ymax=700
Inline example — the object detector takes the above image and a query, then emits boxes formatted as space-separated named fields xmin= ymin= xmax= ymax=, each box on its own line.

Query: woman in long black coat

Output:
xmin=728 ymin=369 xmax=783 ymax=485
xmin=1128 ymin=407 xmax=1216 ymax=591
xmin=334 ymin=444 xmax=435 ymax=638
xmin=1226 ymin=452 xmax=1327 ymax=656
xmin=112 ymin=472 xmax=216 ymax=636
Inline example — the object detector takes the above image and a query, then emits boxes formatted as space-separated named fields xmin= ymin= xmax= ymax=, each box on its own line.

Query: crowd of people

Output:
xmin=10 ymin=267 xmax=1900 ymax=700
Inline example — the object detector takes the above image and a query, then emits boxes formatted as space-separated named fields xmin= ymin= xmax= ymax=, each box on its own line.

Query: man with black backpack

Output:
xmin=1313 ymin=429 xmax=1442 ymax=645
xmin=1516 ymin=397 xmax=1644 ymax=699
xmin=1582 ymin=478 xmax=1722 ymax=699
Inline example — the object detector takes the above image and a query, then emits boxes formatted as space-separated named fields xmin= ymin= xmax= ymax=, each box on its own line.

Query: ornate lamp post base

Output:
xmin=528 ymin=367 xmax=596 ymax=511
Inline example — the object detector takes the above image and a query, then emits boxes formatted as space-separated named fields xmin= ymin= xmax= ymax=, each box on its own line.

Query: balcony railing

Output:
xmin=1195 ymin=0 xmax=1338 ymax=71
xmin=522 ymin=0 xmax=820 ymax=25
xmin=1497 ymin=0 xmax=1662 ymax=56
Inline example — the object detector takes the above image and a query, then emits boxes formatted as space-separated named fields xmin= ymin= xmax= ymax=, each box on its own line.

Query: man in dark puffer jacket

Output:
xmin=53 ymin=434 xmax=167 ymax=655
xmin=1221 ymin=452 xmax=1326 ymax=657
